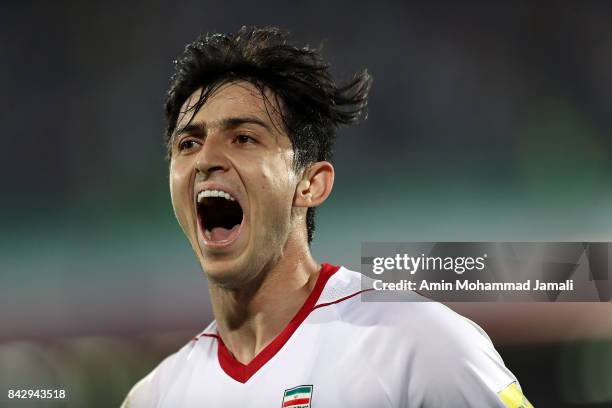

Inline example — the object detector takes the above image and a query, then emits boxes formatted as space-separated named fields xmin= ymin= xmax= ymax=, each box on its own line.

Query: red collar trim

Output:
xmin=209 ymin=263 xmax=340 ymax=383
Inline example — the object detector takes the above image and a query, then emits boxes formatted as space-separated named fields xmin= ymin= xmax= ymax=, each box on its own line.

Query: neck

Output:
xmin=207 ymin=233 xmax=320 ymax=365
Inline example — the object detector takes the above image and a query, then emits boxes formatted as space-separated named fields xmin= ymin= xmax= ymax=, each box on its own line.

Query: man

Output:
xmin=123 ymin=27 xmax=532 ymax=407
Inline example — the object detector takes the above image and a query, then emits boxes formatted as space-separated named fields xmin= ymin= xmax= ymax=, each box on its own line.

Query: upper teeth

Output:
xmin=197 ymin=189 xmax=236 ymax=202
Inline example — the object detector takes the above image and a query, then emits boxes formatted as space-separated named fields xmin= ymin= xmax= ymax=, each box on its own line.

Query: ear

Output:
xmin=293 ymin=161 xmax=335 ymax=208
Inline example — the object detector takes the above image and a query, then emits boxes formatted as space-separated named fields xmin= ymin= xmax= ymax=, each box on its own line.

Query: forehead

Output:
xmin=176 ymin=81 xmax=286 ymax=134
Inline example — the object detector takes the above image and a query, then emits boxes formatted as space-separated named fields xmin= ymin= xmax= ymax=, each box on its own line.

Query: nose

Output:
xmin=195 ymin=135 xmax=229 ymax=178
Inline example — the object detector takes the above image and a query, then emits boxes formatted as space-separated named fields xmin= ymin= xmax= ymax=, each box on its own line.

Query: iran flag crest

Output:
xmin=282 ymin=385 xmax=313 ymax=408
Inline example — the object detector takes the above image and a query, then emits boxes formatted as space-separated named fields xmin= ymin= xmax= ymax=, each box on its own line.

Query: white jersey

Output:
xmin=123 ymin=264 xmax=532 ymax=408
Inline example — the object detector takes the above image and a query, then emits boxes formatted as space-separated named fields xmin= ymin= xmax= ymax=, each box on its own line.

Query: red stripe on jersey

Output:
xmin=283 ymin=397 xmax=311 ymax=407
xmin=199 ymin=333 xmax=219 ymax=340
xmin=312 ymin=288 xmax=374 ymax=310
xmin=208 ymin=263 xmax=340 ymax=383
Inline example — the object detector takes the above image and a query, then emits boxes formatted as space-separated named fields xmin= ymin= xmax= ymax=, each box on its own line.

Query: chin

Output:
xmin=199 ymin=254 xmax=257 ymax=290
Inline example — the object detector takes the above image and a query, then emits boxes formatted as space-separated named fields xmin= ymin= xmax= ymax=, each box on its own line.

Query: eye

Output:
xmin=234 ymin=134 xmax=257 ymax=145
xmin=178 ymin=139 xmax=201 ymax=152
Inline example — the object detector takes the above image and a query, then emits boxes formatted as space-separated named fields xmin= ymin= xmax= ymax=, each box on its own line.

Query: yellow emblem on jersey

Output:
xmin=498 ymin=382 xmax=534 ymax=408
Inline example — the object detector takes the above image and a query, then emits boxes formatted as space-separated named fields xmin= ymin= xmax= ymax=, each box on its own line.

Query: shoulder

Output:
xmin=120 ymin=325 xmax=214 ymax=408
xmin=321 ymin=267 xmax=475 ymax=328
xmin=121 ymin=353 xmax=175 ymax=408
xmin=319 ymin=267 xmax=518 ymax=405
xmin=319 ymin=267 xmax=494 ymax=347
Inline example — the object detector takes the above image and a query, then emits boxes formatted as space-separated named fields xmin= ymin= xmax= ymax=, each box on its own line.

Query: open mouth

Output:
xmin=196 ymin=189 xmax=244 ymax=246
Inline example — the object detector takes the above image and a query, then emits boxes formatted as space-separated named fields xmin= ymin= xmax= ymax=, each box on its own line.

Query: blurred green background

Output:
xmin=2 ymin=1 xmax=612 ymax=406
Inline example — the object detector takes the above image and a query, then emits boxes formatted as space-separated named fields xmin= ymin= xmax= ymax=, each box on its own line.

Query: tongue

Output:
xmin=210 ymin=225 xmax=238 ymax=241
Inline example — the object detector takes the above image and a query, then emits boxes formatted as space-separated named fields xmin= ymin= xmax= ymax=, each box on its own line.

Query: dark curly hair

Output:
xmin=165 ymin=26 xmax=372 ymax=243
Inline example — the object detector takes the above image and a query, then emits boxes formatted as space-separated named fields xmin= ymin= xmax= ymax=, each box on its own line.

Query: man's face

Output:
xmin=169 ymin=81 xmax=301 ymax=287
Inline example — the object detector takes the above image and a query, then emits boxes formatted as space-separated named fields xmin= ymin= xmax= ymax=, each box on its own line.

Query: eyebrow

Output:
xmin=172 ymin=115 xmax=272 ymax=142
xmin=222 ymin=116 xmax=271 ymax=132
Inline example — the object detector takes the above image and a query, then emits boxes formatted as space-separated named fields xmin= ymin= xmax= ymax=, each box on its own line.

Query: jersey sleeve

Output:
xmin=403 ymin=303 xmax=533 ymax=408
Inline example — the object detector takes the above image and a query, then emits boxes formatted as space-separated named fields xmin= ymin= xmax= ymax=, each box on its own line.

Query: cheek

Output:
xmin=169 ymin=161 xmax=194 ymax=232
xmin=257 ymin=163 xmax=296 ymax=214
xmin=261 ymin=148 xmax=295 ymax=186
